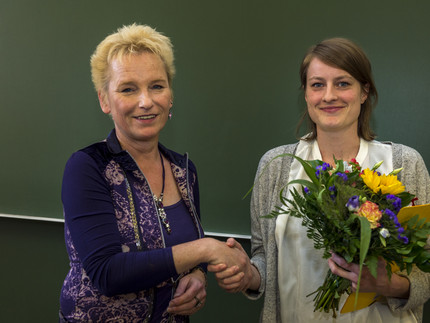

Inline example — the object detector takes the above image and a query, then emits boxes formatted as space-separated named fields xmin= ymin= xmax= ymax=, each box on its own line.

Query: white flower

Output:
xmin=380 ymin=228 xmax=390 ymax=238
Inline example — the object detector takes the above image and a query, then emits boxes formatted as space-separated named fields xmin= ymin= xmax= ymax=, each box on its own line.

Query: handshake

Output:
xmin=206 ymin=238 xmax=260 ymax=293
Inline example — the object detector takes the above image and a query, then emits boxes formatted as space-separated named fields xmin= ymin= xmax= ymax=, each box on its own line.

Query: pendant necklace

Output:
xmin=153 ymin=151 xmax=171 ymax=234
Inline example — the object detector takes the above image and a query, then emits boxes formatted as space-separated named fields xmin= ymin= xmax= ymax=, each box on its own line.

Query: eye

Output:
xmin=120 ymin=87 xmax=134 ymax=93
xmin=151 ymin=84 xmax=165 ymax=90
xmin=310 ymin=82 xmax=324 ymax=88
xmin=337 ymin=81 xmax=350 ymax=88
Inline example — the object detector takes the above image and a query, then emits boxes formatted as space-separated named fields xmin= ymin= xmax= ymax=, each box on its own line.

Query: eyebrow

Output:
xmin=115 ymin=78 xmax=169 ymax=87
xmin=308 ymin=75 xmax=354 ymax=81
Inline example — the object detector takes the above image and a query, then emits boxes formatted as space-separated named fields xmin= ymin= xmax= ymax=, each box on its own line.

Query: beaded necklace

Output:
xmin=153 ymin=151 xmax=171 ymax=234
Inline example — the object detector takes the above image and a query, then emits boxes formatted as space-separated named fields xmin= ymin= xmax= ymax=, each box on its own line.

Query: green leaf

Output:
xmin=354 ymin=216 xmax=371 ymax=310
xmin=379 ymin=235 xmax=386 ymax=247
xmin=406 ymin=214 xmax=419 ymax=228
xmin=415 ymin=217 xmax=427 ymax=228
xmin=403 ymin=256 xmax=416 ymax=263
xmin=290 ymin=154 xmax=321 ymax=185
xmin=366 ymin=256 xmax=378 ymax=278
xmin=366 ymin=255 xmax=378 ymax=279
xmin=287 ymin=179 xmax=318 ymax=192
xmin=317 ymin=187 xmax=327 ymax=204
xmin=417 ymin=261 xmax=430 ymax=273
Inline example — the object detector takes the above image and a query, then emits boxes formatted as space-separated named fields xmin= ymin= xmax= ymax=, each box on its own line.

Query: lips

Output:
xmin=320 ymin=106 xmax=344 ymax=113
xmin=135 ymin=114 xmax=156 ymax=120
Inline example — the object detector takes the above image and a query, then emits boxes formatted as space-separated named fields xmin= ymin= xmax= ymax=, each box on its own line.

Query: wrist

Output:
xmin=248 ymin=264 xmax=261 ymax=291
xmin=384 ymin=274 xmax=410 ymax=299
xmin=192 ymin=266 xmax=208 ymax=287
xmin=200 ymin=237 xmax=218 ymax=264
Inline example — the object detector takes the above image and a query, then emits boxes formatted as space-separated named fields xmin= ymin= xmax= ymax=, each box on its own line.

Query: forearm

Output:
xmin=172 ymin=238 xmax=217 ymax=274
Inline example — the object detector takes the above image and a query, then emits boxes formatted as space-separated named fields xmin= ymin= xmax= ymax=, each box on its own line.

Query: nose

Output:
xmin=323 ymin=85 xmax=337 ymax=102
xmin=138 ymin=90 xmax=153 ymax=109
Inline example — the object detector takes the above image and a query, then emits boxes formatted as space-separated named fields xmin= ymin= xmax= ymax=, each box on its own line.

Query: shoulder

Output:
xmin=259 ymin=143 xmax=299 ymax=167
xmin=254 ymin=143 xmax=300 ymax=186
xmin=393 ymin=143 xmax=424 ymax=162
xmin=381 ymin=141 xmax=426 ymax=166
xmin=65 ymin=141 xmax=110 ymax=170
xmin=375 ymin=140 xmax=421 ymax=158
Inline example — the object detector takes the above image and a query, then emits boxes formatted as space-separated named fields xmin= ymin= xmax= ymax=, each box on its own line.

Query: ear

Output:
xmin=98 ymin=90 xmax=110 ymax=114
xmin=361 ymin=83 xmax=370 ymax=104
xmin=304 ymin=91 xmax=309 ymax=104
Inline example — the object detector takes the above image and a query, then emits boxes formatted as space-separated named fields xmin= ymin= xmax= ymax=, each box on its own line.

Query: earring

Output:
xmin=168 ymin=109 xmax=173 ymax=120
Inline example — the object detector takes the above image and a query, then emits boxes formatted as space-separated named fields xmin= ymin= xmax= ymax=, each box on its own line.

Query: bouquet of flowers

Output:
xmin=266 ymin=155 xmax=430 ymax=317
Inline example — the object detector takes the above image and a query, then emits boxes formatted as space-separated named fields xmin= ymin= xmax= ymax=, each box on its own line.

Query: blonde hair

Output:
xmin=90 ymin=23 xmax=175 ymax=93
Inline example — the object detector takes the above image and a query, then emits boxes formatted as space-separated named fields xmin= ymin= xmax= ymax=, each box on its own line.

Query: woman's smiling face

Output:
xmin=99 ymin=51 xmax=172 ymax=149
xmin=305 ymin=58 xmax=368 ymax=135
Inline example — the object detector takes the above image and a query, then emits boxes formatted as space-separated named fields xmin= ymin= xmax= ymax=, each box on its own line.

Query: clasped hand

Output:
xmin=208 ymin=238 xmax=258 ymax=293
xmin=167 ymin=269 xmax=206 ymax=315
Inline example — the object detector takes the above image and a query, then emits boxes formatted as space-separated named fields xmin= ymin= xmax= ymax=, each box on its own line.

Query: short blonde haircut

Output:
xmin=90 ymin=23 xmax=175 ymax=93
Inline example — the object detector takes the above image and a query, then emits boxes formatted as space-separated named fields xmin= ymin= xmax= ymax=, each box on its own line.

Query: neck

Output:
xmin=117 ymin=134 xmax=160 ymax=164
xmin=316 ymin=130 xmax=360 ymax=165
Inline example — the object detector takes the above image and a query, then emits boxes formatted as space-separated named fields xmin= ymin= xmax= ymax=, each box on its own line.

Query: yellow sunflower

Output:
xmin=360 ymin=168 xmax=381 ymax=193
xmin=379 ymin=174 xmax=405 ymax=195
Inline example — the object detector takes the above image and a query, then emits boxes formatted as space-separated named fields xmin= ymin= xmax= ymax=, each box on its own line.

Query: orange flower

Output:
xmin=357 ymin=201 xmax=382 ymax=229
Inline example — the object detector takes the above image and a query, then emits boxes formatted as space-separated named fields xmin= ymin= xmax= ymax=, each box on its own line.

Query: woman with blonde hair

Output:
xmin=59 ymin=24 xmax=244 ymax=322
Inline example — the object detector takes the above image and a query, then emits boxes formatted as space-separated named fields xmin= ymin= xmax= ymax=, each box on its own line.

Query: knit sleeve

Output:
xmin=387 ymin=144 xmax=430 ymax=319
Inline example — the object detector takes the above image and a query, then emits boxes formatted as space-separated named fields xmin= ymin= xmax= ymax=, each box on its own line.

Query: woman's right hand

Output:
xmin=208 ymin=238 xmax=260 ymax=293
xmin=171 ymin=237 xmax=259 ymax=292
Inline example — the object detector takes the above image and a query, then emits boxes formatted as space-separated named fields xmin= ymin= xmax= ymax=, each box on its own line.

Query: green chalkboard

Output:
xmin=0 ymin=0 xmax=429 ymax=235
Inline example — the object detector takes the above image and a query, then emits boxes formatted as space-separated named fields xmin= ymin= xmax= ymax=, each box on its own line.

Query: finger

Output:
xmin=330 ymin=253 xmax=357 ymax=272
xmin=172 ymin=278 xmax=189 ymax=298
xmin=171 ymin=282 xmax=204 ymax=305
xmin=207 ymin=263 xmax=227 ymax=272
xmin=328 ymin=258 xmax=357 ymax=283
xmin=220 ymin=272 xmax=244 ymax=285
xmin=217 ymin=281 xmax=242 ymax=293
xmin=168 ymin=293 xmax=206 ymax=315
xmin=213 ymin=266 xmax=240 ymax=280
xmin=226 ymin=237 xmax=237 ymax=248
xmin=227 ymin=238 xmax=246 ymax=253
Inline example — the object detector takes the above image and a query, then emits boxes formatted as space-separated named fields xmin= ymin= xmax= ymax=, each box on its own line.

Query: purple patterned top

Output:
xmin=60 ymin=130 xmax=204 ymax=322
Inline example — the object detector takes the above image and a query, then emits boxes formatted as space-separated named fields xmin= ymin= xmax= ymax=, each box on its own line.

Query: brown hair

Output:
xmin=297 ymin=38 xmax=378 ymax=140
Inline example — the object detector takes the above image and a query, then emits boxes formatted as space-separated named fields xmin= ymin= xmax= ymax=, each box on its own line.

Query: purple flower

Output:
xmin=346 ymin=195 xmax=360 ymax=212
xmin=336 ymin=172 xmax=348 ymax=182
xmin=387 ymin=194 xmax=402 ymax=213
xmin=397 ymin=227 xmax=405 ymax=234
xmin=316 ymin=163 xmax=331 ymax=178
xmin=304 ymin=187 xmax=310 ymax=194
xmin=386 ymin=210 xmax=401 ymax=227
xmin=398 ymin=234 xmax=409 ymax=244
xmin=322 ymin=163 xmax=331 ymax=171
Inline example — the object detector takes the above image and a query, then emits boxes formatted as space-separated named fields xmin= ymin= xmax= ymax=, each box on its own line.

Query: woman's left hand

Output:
xmin=167 ymin=269 xmax=207 ymax=315
xmin=328 ymin=252 xmax=410 ymax=298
